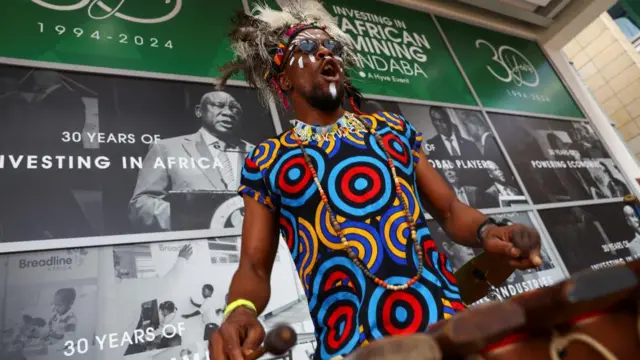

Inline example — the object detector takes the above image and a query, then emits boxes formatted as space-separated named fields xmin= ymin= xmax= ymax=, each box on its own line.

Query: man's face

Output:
xmin=624 ymin=206 xmax=640 ymax=231
xmin=202 ymin=286 xmax=212 ymax=298
xmin=53 ymin=294 xmax=70 ymax=315
xmin=279 ymin=29 xmax=345 ymax=112
xmin=197 ymin=92 xmax=242 ymax=135
xmin=430 ymin=108 xmax=452 ymax=137
xmin=486 ymin=162 xmax=506 ymax=183
xmin=444 ymin=169 xmax=458 ymax=185
xmin=458 ymin=111 xmax=482 ymax=137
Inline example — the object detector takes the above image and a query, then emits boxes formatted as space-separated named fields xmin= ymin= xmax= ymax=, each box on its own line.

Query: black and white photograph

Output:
xmin=98 ymin=239 xmax=213 ymax=360
xmin=427 ymin=211 xmax=565 ymax=304
xmin=399 ymin=104 xmax=526 ymax=209
xmin=0 ymin=64 xmax=277 ymax=244
xmin=207 ymin=235 xmax=316 ymax=360
xmin=489 ymin=113 xmax=631 ymax=204
xmin=0 ymin=248 xmax=100 ymax=360
xmin=539 ymin=202 xmax=640 ymax=274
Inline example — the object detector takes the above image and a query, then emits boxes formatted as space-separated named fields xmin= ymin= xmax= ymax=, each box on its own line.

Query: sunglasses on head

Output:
xmin=287 ymin=39 xmax=343 ymax=60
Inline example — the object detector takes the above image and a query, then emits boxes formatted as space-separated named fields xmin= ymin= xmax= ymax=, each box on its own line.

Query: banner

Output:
xmin=539 ymin=202 xmax=640 ymax=274
xmin=0 ymin=64 xmax=276 ymax=243
xmin=0 ymin=236 xmax=316 ymax=360
xmin=427 ymin=211 xmax=565 ymax=304
xmin=253 ymin=0 xmax=476 ymax=105
xmin=489 ymin=112 xmax=630 ymax=204
xmin=436 ymin=17 xmax=584 ymax=118
xmin=399 ymin=103 xmax=526 ymax=209
xmin=0 ymin=0 xmax=244 ymax=79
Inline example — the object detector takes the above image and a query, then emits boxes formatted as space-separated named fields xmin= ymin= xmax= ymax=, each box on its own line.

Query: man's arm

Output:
xmin=415 ymin=150 xmax=487 ymax=248
xmin=226 ymin=196 xmax=280 ymax=314
xmin=128 ymin=143 xmax=171 ymax=231
xmin=415 ymin=150 xmax=542 ymax=268
xmin=182 ymin=310 xmax=202 ymax=319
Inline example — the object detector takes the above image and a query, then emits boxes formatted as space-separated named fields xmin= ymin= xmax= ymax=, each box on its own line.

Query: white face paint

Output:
xmin=298 ymin=56 xmax=304 ymax=69
xmin=289 ymin=55 xmax=296 ymax=66
xmin=329 ymin=82 xmax=337 ymax=99
xmin=308 ymin=54 xmax=316 ymax=63
xmin=334 ymin=56 xmax=343 ymax=62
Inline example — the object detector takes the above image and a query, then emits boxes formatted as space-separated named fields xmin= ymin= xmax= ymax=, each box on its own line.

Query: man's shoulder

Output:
xmin=245 ymin=134 xmax=287 ymax=170
xmin=154 ymin=132 xmax=199 ymax=147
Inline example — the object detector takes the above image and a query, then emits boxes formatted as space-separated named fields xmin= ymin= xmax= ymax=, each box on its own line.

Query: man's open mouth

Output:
xmin=320 ymin=60 xmax=340 ymax=80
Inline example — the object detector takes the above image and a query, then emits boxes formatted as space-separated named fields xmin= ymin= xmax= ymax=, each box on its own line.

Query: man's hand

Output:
xmin=210 ymin=307 xmax=265 ymax=360
xmin=178 ymin=244 xmax=193 ymax=260
xmin=481 ymin=224 xmax=542 ymax=270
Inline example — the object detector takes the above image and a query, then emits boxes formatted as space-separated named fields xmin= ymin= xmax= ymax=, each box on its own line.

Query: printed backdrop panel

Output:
xmin=539 ymin=202 xmax=640 ymax=274
xmin=489 ymin=112 xmax=631 ymax=205
xmin=0 ymin=64 xmax=276 ymax=243
xmin=427 ymin=211 xmax=566 ymax=305
xmin=0 ymin=0 xmax=244 ymax=79
xmin=0 ymin=236 xmax=313 ymax=360
xmin=398 ymin=103 xmax=526 ymax=210
xmin=436 ymin=17 xmax=584 ymax=118
xmin=253 ymin=0 xmax=476 ymax=105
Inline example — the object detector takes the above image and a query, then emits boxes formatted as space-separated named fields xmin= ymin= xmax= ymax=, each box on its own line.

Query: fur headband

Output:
xmin=217 ymin=0 xmax=360 ymax=110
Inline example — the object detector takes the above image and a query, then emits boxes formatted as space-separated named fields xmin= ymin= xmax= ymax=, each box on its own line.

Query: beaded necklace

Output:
xmin=291 ymin=112 xmax=423 ymax=291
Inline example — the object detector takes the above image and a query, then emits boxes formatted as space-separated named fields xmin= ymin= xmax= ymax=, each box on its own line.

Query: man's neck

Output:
xmin=201 ymin=127 xmax=239 ymax=145
xmin=293 ymin=102 xmax=345 ymax=126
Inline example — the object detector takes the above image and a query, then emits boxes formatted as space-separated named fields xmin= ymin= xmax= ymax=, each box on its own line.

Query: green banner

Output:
xmin=436 ymin=17 xmax=584 ymax=118
xmin=0 ymin=0 xmax=242 ymax=78
xmin=252 ymin=0 xmax=476 ymax=106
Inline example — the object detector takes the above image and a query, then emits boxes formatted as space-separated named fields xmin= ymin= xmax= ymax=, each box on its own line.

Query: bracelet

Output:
xmin=223 ymin=299 xmax=257 ymax=319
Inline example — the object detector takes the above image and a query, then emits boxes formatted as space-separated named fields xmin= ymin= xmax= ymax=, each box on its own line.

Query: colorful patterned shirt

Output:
xmin=238 ymin=111 xmax=465 ymax=359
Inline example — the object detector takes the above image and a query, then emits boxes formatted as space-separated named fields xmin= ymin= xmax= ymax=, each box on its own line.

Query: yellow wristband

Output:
xmin=223 ymin=299 xmax=257 ymax=319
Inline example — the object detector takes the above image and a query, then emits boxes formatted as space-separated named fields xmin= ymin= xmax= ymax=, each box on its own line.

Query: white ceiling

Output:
xmin=454 ymin=0 xmax=573 ymax=27
xmin=386 ymin=0 xmax=616 ymax=47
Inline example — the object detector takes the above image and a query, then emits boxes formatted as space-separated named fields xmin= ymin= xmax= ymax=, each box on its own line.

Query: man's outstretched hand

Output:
xmin=210 ymin=307 xmax=265 ymax=360
xmin=481 ymin=223 xmax=543 ymax=270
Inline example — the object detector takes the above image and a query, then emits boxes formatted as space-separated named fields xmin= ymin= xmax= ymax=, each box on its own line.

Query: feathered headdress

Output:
xmin=217 ymin=0 xmax=362 ymax=111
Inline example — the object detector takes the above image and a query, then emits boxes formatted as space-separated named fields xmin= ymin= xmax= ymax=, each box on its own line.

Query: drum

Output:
xmin=341 ymin=259 xmax=640 ymax=360
xmin=475 ymin=261 xmax=640 ymax=360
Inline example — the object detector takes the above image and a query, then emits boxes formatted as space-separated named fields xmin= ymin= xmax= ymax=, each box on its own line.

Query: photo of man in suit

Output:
xmin=624 ymin=205 xmax=640 ymax=257
xmin=426 ymin=106 xmax=480 ymax=159
xmin=456 ymin=109 xmax=501 ymax=160
xmin=482 ymin=161 xmax=523 ymax=208
xmin=129 ymin=91 xmax=254 ymax=232
xmin=443 ymin=169 xmax=478 ymax=208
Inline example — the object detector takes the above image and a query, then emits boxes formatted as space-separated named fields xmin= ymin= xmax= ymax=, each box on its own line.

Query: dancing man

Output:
xmin=212 ymin=1 xmax=543 ymax=359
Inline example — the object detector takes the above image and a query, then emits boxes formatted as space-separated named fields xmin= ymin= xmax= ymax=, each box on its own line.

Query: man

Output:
xmin=597 ymin=161 xmax=629 ymax=198
xmin=182 ymin=284 xmax=224 ymax=341
xmin=482 ymin=161 xmax=523 ymax=208
xmin=129 ymin=91 xmax=254 ymax=231
xmin=212 ymin=2 xmax=542 ymax=359
xmin=425 ymin=106 xmax=480 ymax=159
xmin=457 ymin=109 xmax=501 ymax=160
xmin=443 ymin=168 xmax=479 ymax=208
xmin=624 ymin=205 xmax=640 ymax=257
xmin=568 ymin=122 xmax=606 ymax=160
